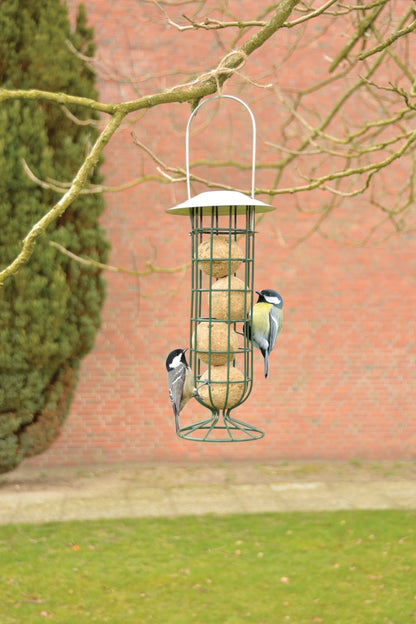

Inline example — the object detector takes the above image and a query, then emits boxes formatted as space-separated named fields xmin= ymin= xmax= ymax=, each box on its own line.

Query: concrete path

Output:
xmin=0 ymin=461 xmax=415 ymax=524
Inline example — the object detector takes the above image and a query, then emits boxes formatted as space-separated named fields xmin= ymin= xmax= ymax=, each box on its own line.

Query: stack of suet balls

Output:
xmin=192 ymin=234 xmax=250 ymax=411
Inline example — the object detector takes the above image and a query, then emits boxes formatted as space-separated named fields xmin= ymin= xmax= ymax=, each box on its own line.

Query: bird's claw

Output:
xmin=193 ymin=379 xmax=209 ymax=399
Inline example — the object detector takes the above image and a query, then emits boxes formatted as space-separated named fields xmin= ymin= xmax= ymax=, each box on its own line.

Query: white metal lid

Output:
xmin=166 ymin=190 xmax=275 ymax=216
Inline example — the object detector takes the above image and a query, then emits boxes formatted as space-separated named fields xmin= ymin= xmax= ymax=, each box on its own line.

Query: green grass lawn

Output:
xmin=0 ymin=510 xmax=415 ymax=623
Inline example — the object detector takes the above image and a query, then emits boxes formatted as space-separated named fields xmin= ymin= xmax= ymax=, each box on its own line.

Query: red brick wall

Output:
xmin=25 ymin=0 xmax=415 ymax=467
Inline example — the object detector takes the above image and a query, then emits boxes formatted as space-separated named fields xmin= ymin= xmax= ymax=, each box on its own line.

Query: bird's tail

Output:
xmin=263 ymin=351 xmax=269 ymax=378
xmin=174 ymin=410 xmax=180 ymax=434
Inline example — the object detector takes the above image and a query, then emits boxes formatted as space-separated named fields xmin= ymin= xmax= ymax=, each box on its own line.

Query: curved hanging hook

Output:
xmin=185 ymin=94 xmax=256 ymax=200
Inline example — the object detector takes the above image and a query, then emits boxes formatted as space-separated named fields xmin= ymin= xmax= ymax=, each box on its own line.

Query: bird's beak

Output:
xmin=256 ymin=290 xmax=261 ymax=296
xmin=182 ymin=347 xmax=188 ymax=354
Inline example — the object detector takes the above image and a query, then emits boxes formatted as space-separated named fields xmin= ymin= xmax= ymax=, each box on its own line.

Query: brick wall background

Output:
xmin=25 ymin=0 xmax=415 ymax=468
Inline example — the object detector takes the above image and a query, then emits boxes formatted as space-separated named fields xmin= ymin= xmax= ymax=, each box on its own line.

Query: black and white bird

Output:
xmin=244 ymin=289 xmax=283 ymax=378
xmin=166 ymin=347 xmax=201 ymax=433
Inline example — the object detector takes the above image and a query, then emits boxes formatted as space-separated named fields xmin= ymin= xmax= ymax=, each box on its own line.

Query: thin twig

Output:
xmin=50 ymin=241 xmax=190 ymax=276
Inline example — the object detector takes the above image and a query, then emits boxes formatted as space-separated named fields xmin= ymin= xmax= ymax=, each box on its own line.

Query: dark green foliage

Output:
xmin=0 ymin=1 xmax=109 ymax=472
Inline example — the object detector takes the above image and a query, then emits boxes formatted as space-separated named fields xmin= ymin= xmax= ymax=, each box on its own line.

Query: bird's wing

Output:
xmin=243 ymin=318 xmax=252 ymax=341
xmin=268 ymin=306 xmax=279 ymax=352
xmin=168 ymin=364 xmax=186 ymax=417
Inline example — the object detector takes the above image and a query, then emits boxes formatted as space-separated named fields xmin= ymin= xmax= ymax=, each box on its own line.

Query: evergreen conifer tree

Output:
xmin=0 ymin=1 xmax=109 ymax=472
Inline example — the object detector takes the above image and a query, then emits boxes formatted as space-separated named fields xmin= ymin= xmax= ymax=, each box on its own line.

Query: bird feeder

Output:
xmin=167 ymin=95 xmax=275 ymax=442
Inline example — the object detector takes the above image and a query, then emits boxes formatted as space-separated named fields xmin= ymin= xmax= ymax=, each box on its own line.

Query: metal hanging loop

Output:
xmin=185 ymin=94 xmax=257 ymax=200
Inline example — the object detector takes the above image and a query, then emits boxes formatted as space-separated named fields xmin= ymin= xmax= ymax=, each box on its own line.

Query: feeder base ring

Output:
xmin=177 ymin=411 xmax=264 ymax=442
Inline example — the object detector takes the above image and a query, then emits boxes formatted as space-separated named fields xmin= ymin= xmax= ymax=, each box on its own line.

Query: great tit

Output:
xmin=166 ymin=347 xmax=204 ymax=433
xmin=244 ymin=289 xmax=283 ymax=378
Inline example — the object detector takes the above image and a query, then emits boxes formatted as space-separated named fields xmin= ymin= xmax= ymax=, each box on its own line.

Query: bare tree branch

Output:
xmin=0 ymin=0 xmax=300 ymax=285
xmin=328 ymin=0 xmax=389 ymax=72
xmin=50 ymin=241 xmax=190 ymax=276
xmin=358 ymin=19 xmax=416 ymax=60
xmin=0 ymin=87 xmax=115 ymax=113
xmin=284 ymin=0 xmax=339 ymax=27
xmin=0 ymin=110 xmax=125 ymax=285
xmin=2 ymin=0 xmax=415 ymax=270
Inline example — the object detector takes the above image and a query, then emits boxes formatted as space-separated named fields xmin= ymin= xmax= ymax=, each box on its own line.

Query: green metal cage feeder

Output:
xmin=167 ymin=95 xmax=275 ymax=442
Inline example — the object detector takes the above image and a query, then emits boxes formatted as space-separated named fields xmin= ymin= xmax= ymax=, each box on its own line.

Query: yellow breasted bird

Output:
xmin=244 ymin=289 xmax=283 ymax=378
